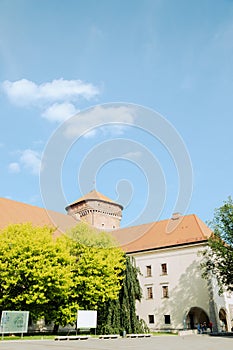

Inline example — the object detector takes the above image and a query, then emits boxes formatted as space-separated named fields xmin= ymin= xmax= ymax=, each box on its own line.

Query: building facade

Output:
xmin=1 ymin=191 xmax=233 ymax=333
xmin=111 ymin=212 xmax=233 ymax=333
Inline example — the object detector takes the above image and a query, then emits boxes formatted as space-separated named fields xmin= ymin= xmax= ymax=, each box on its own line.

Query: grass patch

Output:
xmin=151 ymin=332 xmax=178 ymax=336
xmin=1 ymin=332 xmax=178 ymax=341
xmin=1 ymin=335 xmax=55 ymax=341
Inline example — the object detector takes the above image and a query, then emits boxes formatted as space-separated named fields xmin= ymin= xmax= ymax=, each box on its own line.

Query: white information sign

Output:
xmin=0 ymin=311 xmax=29 ymax=334
xmin=77 ymin=310 xmax=97 ymax=329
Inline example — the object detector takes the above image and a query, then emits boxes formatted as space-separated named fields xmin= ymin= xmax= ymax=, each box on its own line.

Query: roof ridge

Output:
xmin=0 ymin=197 xmax=44 ymax=210
xmin=192 ymin=213 xmax=212 ymax=239
xmin=66 ymin=189 xmax=123 ymax=209
xmin=193 ymin=213 xmax=202 ymax=233
xmin=116 ymin=214 xmax=210 ymax=252
xmin=115 ymin=214 xmax=199 ymax=232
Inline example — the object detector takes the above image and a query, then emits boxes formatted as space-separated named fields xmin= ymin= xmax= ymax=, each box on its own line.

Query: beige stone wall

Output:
xmin=131 ymin=244 xmax=213 ymax=331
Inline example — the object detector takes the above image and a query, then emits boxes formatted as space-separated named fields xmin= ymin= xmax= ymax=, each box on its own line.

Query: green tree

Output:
xmin=67 ymin=223 xmax=126 ymax=310
xmin=0 ymin=223 xmax=78 ymax=329
xmin=201 ymin=197 xmax=233 ymax=292
xmin=97 ymin=256 xmax=149 ymax=334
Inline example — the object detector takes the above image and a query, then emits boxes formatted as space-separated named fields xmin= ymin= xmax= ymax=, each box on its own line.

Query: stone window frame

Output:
xmin=148 ymin=314 xmax=155 ymax=323
xmin=161 ymin=263 xmax=167 ymax=275
xmin=162 ymin=285 xmax=169 ymax=298
xmin=164 ymin=314 xmax=171 ymax=324
xmin=146 ymin=286 xmax=153 ymax=299
xmin=146 ymin=265 xmax=152 ymax=277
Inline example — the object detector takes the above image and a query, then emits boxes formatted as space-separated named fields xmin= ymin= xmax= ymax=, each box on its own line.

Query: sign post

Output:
xmin=0 ymin=311 xmax=29 ymax=339
xmin=77 ymin=310 xmax=97 ymax=334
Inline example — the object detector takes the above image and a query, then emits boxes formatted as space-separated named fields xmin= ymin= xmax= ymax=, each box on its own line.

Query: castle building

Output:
xmin=65 ymin=190 xmax=123 ymax=230
xmin=111 ymin=214 xmax=231 ymax=333
xmin=0 ymin=191 xmax=233 ymax=333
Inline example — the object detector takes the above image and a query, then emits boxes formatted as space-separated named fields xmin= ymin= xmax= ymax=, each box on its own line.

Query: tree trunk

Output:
xmin=53 ymin=324 xmax=59 ymax=334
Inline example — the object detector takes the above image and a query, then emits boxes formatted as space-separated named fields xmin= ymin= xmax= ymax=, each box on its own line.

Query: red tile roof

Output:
xmin=111 ymin=214 xmax=212 ymax=253
xmin=0 ymin=197 xmax=77 ymax=238
xmin=66 ymin=190 xmax=123 ymax=209
xmin=0 ymin=198 xmax=211 ymax=251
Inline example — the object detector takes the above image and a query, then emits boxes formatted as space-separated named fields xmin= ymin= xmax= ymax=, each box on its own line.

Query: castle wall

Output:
xmin=67 ymin=199 xmax=122 ymax=230
xmin=131 ymin=244 xmax=212 ymax=331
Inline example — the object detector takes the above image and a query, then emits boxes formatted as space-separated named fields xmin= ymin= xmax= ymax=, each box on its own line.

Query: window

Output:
xmin=164 ymin=315 xmax=171 ymax=324
xmin=148 ymin=315 xmax=154 ymax=324
xmin=146 ymin=265 xmax=152 ymax=277
xmin=161 ymin=263 xmax=167 ymax=275
xmin=162 ymin=285 xmax=169 ymax=298
xmin=147 ymin=286 xmax=153 ymax=299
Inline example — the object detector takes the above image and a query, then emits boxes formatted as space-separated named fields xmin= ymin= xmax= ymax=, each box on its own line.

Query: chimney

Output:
xmin=171 ymin=212 xmax=182 ymax=220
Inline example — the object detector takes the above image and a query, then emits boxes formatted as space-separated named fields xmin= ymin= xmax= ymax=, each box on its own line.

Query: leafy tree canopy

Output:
xmin=201 ymin=197 xmax=233 ymax=292
xmin=0 ymin=221 xmax=135 ymax=332
xmin=0 ymin=223 xmax=77 ymax=326
xmin=67 ymin=221 xmax=118 ymax=248
xmin=67 ymin=223 xmax=126 ymax=310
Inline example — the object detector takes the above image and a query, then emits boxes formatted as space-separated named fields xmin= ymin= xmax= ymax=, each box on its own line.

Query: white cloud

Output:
xmin=19 ymin=149 xmax=41 ymax=175
xmin=2 ymin=78 xmax=100 ymax=123
xmin=83 ymin=125 xmax=127 ymax=139
xmin=8 ymin=162 xmax=20 ymax=173
xmin=42 ymin=102 xmax=79 ymax=122
xmin=64 ymin=105 xmax=135 ymax=139
xmin=83 ymin=129 xmax=98 ymax=139
xmin=2 ymin=79 xmax=38 ymax=106
xmin=8 ymin=149 xmax=41 ymax=176
xmin=122 ymin=151 xmax=142 ymax=159
xmin=2 ymin=78 xmax=99 ymax=106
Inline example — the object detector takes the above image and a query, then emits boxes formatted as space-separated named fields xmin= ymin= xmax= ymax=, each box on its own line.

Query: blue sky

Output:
xmin=0 ymin=0 xmax=233 ymax=227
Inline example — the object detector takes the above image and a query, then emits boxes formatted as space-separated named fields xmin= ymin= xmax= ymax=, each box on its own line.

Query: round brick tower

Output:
xmin=65 ymin=190 xmax=123 ymax=230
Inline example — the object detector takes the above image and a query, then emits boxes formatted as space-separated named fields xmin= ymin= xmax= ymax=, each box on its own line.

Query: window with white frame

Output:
xmin=146 ymin=265 xmax=152 ymax=277
xmin=164 ymin=315 xmax=171 ymax=324
xmin=161 ymin=263 xmax=167 ymax=275
xmin=162 ymin=285 xmax=169 ymax=298
xmin=148 ymin=314 xmax=154 ymax=323
xmin=147 ymin=286 xmax=153 ymax=299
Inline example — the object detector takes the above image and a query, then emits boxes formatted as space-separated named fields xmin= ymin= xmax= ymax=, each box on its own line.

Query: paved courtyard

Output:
xmin=0 ymin=335 xmax=233 ymax=350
